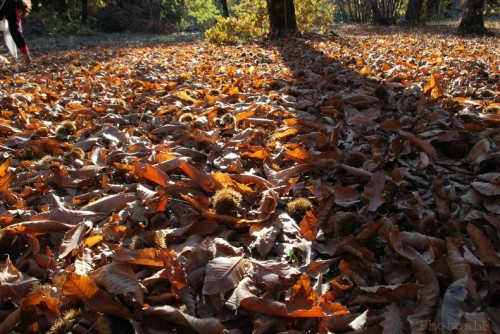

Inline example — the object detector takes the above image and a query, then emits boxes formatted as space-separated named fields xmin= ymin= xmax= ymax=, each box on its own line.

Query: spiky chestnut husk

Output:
xmin=39 ymin=155 xmax=64 ymax=165
xmin=343 ymin=151 xmax=366 ymax=168
xmin=484 ymin=105 xmax=500 ymax=114
xmin=221 ymin=113 xmax=237 ymax=127
xmin=144 ymin=230 xmax=167 ymax=248
xmin=179 ymin=112 xmax=196 ymax=124
xmin=47 ymin=308 xmax=83 ymax=334
xmin=212 ymin=188 xmax=242 ymax=217
xmin=480 ymin=89 xmax=495 ymax=98
xmin=55 ymin=120 xmax=76 ymax=138
xmin=70 ymin=147 xmax=85 ymax=160
xmin=130 ymin=231 xmax=166 ymax=249
xmin=287 ymin=197 xmax=313 ymax=222
xmin=29 ymin=283 xmax=53 ymax=295
xmin=213 ymin=118 xmax=223 ymax=127
xmin=48 ymin=309 xmax=113 ymax=334
xmin=129 ymin=235 xmax=144 ymax=250
xmin=334 ymin=213 xmax=364 ymax=237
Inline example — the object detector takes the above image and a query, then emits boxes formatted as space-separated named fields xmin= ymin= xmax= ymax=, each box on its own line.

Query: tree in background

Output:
xmin=336 ymin=0 xmax=406 ymax=24
xmin=425 ymin=0 xmax=442 ymax=19
xmin=81 ymin=0 xmax=88 ymax=24
xmin=219 ymin=0 xmax=229 ymax=17
xmin=266 ymin=0 xmax=298 ymax=35
xmin=458 ymin=0 xmax=491 ymax=35
xmin=56 ymin=0 xmax=71 ymax=21
xmin=184 ymin=0 xmax=220 ymax=30
xmin=404 ymin=0 xmax=424 ymax=24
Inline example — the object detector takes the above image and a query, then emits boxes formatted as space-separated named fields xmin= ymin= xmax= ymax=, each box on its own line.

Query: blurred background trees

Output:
xmin=23 ymin=0 xmax=497 ymax=39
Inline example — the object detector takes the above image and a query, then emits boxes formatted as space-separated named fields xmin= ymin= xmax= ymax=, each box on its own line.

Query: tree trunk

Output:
xmin=219 ymin=0 xmax=229 ymax=17
xmin=458 ymin=0 xmax=489 ymax=35
xmin=426 ymin=0 xmax=441 ymax=19
xmin=56 ymin=0 xmax=71 ymax=22
xmin=81 ymin=0 xmax=88 ymax=24
xmin=266 ymin=0 xmax=298 ymax=36
xmin=404 ymin=0 xmax=424 ymax=24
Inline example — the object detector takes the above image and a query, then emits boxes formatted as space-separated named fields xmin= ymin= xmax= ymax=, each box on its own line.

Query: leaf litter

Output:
xmin=0 ymin=24 xmax=499 ymax=333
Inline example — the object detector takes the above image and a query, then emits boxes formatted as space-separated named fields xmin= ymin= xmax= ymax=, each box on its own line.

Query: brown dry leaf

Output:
xmin=398 ymin=129 xmax=437 ymax=160
xmin=471 ymin=182 xmax=500 ymax=196
xmin=112 ymin=248 xmax=175 ymax=267
xmin=467 ymin=139 xmax=490 ymax=165
xmin=203 ymin=256 xmax=246 ymax=295
xmin=447 ymin=237 xmax=472 ymax=281
xmin=178 ymin=160 xmax=220 ymax=192
xmin=334 ymin=185 xmax=361 ymax=207
xmin=431 ymin=172 xmax=451 ymax=221
xmin=362 ymin=170 xmax=385 ymax=212
xmin=467 ymin=224 xmax=500 ymax=265
xmin=250 ymin=216 xmax=283 ymax=258
xmin=382 ymin=221 xmax=440 ymax=332
xmin=380 ymin=303 xmax=406 ymax=334
xmin=89 ymin=262 xmax=144 ymax=305
xmin=5 ymin=220 xmax=73 ymax=234
xmin=350 ymin=283 xmax=422 ymax=305
xmin=440 ymin=276 xmax=469 ymax=332
xmin=58 ymin=221 xmax=91 ymax=259
xmin=62 ymin=272 xmax=135 ymax=319
xmin=142 ymin=305 xmax=225 ymax=334
xmin=80 ymin=193 xmax=137 ymax=214
xmin=0 ymin=259 xmax=38 ymax=301
xmin=0 ymin=308 xmax=21 ymax=333
xmin=228 ymin=277 xmax=348 ymax=318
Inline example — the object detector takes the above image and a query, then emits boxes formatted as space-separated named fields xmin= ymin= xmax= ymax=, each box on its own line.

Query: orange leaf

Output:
xmin=134 ymin=162 xmax=170 ymax=187
xmin=300 ymin=211 xmax=319 ymax=241
xmin=0 ymin=157 xmax=12 ymax=191
xmin=84 ymin=235 xmax=103 ymax=248
xmin=176 ymin=91 xmax=196 ymax=102
xmin=291 ymin=274 xmax=318 ymax=302
xmin=62 ymin=272 xmax=99 ymax=300
xmin=359 ymin=65 xmax=371 ymax=75
xmin=179 ymin=160 xmax=219 ymax=193
xmin=285 ymin=148 xmax=311 ymax=163
xmin=274 ymin=127 xmax=298 ymax=140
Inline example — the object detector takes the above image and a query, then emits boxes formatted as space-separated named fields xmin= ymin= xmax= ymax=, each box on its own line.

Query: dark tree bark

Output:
xmin=426 ymin=0 xmax=441 ymax=19
xmin=81 ymin=0 xmax=88 ymax=24
xmin=404 ymin=0 xmax=424 ymax=24
xmin=219 ymin=0 xmax=229 ymax=18
xmin=56 ymin=0 xmax=71 ymax=22
xmin=266 ymin=0 xmax=298 ymax=36
xmin=458 ymin=0 xmax=490 ymax=35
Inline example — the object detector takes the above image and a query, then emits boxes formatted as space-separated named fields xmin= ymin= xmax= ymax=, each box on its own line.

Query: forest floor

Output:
xmin=0 ymin=21 xmax=499 ymax=333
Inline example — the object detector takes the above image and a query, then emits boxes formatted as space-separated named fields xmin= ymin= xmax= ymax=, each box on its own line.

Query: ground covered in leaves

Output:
xmin=0 ymin=23 xmax=499 ymax=333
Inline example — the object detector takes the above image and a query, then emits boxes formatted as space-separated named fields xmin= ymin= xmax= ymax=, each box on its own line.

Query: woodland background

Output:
xmin=21 ymin=0 xmax=500 ymax=37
